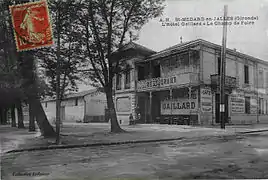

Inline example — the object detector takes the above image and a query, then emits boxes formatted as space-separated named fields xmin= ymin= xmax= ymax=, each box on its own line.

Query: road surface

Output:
xmin=1 ymin=132 xmax=268 ymax=180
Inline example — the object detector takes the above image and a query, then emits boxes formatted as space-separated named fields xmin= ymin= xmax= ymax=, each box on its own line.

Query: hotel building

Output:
xmin=112 ymin=39 xmax=268 ymax=125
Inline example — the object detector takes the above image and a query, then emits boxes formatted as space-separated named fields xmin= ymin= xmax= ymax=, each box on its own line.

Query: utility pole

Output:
xmin=55 ymin=5 xmax=61 ymax=144
xmin=219 ymin=5 xmax=228 ymax=129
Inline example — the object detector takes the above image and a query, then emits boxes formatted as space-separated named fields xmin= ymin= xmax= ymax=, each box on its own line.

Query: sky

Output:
xmin=137 ymin=0 xmax=268 ymax=59
xmin=78 ymin=0 xmax=268 ymax=92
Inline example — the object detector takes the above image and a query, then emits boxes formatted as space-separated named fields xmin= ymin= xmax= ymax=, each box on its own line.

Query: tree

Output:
xmin=1 ymin=0 xmax=56 ymax=137
xmin=0 ymin=0 xmax=24 ymax=126
xmin=33 ymin=0 xmax=85 ymax=143
xmin=76 ymin=0 xmax=165 ymax=132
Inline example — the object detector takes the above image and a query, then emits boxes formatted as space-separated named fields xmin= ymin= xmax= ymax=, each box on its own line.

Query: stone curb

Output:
xmin=4 ymin=133 xmax=235 ymax=154
xmin=5 ymin=137 xmax=185 ymax=154
xmin=236 ymin=129 xmax=268 ymax=134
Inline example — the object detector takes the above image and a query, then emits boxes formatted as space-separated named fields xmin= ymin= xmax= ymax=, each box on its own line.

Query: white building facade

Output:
xmin=41 ymin=89 xmax=107 ymax=123
xmin=112 ymin=39 xmax=268 ymax=125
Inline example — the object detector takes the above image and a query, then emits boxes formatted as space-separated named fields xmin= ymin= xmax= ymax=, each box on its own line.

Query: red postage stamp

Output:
xmin=9 ymin=0 xmax=53 ymax=51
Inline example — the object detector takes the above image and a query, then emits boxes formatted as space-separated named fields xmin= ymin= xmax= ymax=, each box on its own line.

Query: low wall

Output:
xmin=230 ymin=115 xmax=258 ymax=124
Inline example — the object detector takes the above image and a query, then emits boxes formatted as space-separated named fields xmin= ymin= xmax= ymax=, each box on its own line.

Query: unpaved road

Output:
xmin=1 ymin=132 xmax=268 ymax=180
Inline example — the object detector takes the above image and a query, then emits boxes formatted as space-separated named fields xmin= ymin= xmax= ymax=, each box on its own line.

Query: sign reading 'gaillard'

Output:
xmin=162 ymin=101 xmax=196 ymax=110
xmin=161 ymin=99 xmax=198 ymax=115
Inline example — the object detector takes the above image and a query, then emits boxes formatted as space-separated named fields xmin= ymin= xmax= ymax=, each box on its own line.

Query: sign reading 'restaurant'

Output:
xmin=137 ymin=76 xmax=177 ymax=90
xmin=161 ymin=99 xmax=198 ymax=115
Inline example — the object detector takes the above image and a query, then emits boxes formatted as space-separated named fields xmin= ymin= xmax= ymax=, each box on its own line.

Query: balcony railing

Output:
xmin=210 ymin=74 xmax=237 ymax=88
xmin=137 ymin=72 xmax=199 ymax=91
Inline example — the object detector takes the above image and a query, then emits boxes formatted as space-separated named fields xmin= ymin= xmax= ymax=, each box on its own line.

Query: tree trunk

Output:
xmin=29 ymin=98 xmax=56 ymax=138
xmin=0 ymin=108 xmax=3 ymax=125
xmin=28 ymin=102 xmax=35 ymax=132
xmin=0 ymin=107 xmax=8 ymax=125
xmin=17 ymin=100 xmax=25 ymax=128
xmin=11 ymin=104 xmax=16 ymax=127
xmin=16 ymin=50 xmax=56 ymax=137
xmin=105 ymin=88 xmax=124 ymax=133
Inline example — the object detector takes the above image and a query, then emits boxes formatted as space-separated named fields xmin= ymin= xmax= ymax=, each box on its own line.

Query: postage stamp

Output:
xmin=9 ymin=0 xmax=54 ymax=52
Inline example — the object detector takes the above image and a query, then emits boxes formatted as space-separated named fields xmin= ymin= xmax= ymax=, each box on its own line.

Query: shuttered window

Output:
xmin=245 ymin=96 xmax=250 ymax=114
xmin=244 ymin=65 xmax=249 ymax=84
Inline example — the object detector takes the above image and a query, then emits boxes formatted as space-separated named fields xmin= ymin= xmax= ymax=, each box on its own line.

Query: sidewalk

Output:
xmin=1 ymin=123 xmax=268 ymax=154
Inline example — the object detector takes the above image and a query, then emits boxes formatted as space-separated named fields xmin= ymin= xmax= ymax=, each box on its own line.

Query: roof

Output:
xmin=142 ymin=39 xmax=202 ymax=61
xmin=113 ymin=41 xmax=156 ymax=56
xmin=143 ymin=39 xmax=268 ymax=66
xmin=65 ymin=89 xmax=98 ymax=99
xmin=42 ymin=88 xmax=102 ymax=102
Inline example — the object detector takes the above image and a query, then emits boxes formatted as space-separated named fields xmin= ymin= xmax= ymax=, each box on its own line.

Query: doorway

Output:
xmin=152 ymin=92 xmax=161 ymax=122
xmin=215 ymin=94 xmax=229 ymax=123
xmin=137 ymin=96 xmax=146 ymax=123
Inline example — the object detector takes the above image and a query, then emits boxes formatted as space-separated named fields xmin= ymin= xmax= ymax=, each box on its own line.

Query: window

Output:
xmin=116 ymin=97 xmax=131 ymax=112
xmin=181 ymin=53 xmax=189 ymax=66
xmin=266 ymin=72 xmax=268 ymax=88
xmin=244 ymin=65 xmax=249 ymax=84
xmin=266 ymin=100 xmax=268 ymax=115
xmin=124 ymin=70 xmax=131 ymax=89
xmin=75 ymin=98 xmax=78 ymax=106
xmin=218 ymin=57 xmax=221 ymax=75
xmin=258 ymin=70 xmax=264 ymax=88
xmin=137 ymin=66 xmax=145 ymax=81
xmin=245 ymin=96 xmax=250 ymax=114
xmin=176 ymin=55 xmax=182 ymax=67
xmin=259 ymin=98 xmax=264 ymax=114
xmin=170 ymin=56 xmax=176 ymax=67
xmin=45 ymin=102 xmax=47 ymax=108
xmin=116 ymin=74 xmax=122 ymax=90
xmin=153 ymin=65 xmax=161 ymax=78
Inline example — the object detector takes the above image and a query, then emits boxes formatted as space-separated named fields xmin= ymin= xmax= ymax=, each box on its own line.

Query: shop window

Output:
xmin=245 ymin=96 xmax=250 ymax=114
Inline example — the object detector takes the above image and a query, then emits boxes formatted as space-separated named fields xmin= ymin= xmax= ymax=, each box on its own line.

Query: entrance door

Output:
xmin=215 ymin=94 xmax=229 ymax=123
xmin=152 ymin=93 xmax=161 ymax=122
xmin=138 ymin=96 xmax=146 ymax=123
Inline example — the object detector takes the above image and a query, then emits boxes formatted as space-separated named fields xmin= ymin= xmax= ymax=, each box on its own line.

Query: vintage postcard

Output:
xmin=1 ymin=0 xmax=268 ymax=180
xmin=9 ymin=0 xmax=53 ymax=52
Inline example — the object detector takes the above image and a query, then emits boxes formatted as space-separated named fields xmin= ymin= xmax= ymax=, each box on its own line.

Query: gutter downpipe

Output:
xmin=83 ymin=96 xmax=86 ymax=123
xmin=256 ymin=63 xmax=259 ymax=124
